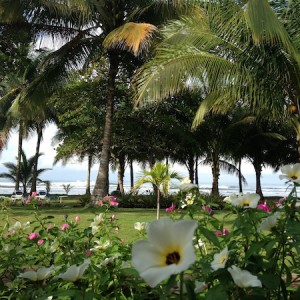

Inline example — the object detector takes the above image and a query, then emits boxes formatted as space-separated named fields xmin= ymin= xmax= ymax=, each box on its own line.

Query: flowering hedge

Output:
xmin=0 ymin=166 xmax=300 ymax=299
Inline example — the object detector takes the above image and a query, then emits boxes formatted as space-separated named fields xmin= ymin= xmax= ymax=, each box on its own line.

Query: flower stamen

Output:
xmin=166 ymin=251 xmax=180 ymax=265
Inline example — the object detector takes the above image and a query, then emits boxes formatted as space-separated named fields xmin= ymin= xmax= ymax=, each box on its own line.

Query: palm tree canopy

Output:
xmin=0 ymin=150 xmax=51 ymax=193
xmin=133 ymin=0 xmax=300 ymax=126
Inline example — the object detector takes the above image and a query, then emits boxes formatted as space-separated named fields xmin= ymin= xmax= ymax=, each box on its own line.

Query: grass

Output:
xmin=0 ymin=197 xmax=172 ymax=242
xmin=0 ymin=195 xmax=238 ymax=242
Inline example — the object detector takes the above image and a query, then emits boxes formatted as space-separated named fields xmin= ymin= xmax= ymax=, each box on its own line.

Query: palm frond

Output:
xmin=0 ymin=173 xmax=16 ymax=181
xmin=134 ymin=44 xmax=238 ymax=105
xmin=0 ymin=127 xmax=11 ymax=152
xmin=104 ymin=22 xmax=157 ymax=56
xmin=18 ymin=35 xmax=102 ymax=106
xmin=0 ymin=0 xmax=92 ymax=34
xmin=219 ymin=159 xmax=247 ymax=185
xmin=244 ymin=0 xmax=295 ymax=53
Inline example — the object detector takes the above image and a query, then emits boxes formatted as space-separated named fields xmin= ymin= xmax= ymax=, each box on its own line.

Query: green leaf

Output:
xmin=165 ymin=274 xmax=177 ymax=291
xmin=260 ymin=273 xmax=280 ymax=290
xmin=205 ymin=285 xmax=227 ymax=300
xmin=42 ymin=215 xmax=55 ymax=220
xmin=186 ymin=280 xmax=196 ymax=300
xmin=198 ymin=227 xmax=221 ymax=248
xmin=245 ymin=241 xmax=265 ymax=260
xmin=264 ymin=239 xmax=277 ymax=254
xmin=294 ymin=287 xmax=300 ymax=299
xmin=286 ymin=219 xmax=300 ymax=237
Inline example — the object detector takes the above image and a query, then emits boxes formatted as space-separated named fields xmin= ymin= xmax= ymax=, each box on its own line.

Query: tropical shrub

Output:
xmin=118 ymin=193 xmax=174 ymax=209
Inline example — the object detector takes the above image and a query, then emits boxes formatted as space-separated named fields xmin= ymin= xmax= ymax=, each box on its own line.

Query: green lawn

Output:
xmin=0 ymin=196 xmax=235 ymax=242
xmin=0 ymin=198 xmax=168 ymax=242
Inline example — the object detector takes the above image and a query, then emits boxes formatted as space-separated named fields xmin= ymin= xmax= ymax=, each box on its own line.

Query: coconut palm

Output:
xmin=0 ymin=51 xmax=56 ymax=193
xmin=134 ymin=162 xmax=181 ymax=220
xmin=133 ymin=0 xmax=300 ymax=154
xmin=0 ymin=0 xmax=197 ymax=200
xmin=0 ymin=150 xmax=51 ymax=195
xmin=29 ymin=106 xmax=57 ymax=194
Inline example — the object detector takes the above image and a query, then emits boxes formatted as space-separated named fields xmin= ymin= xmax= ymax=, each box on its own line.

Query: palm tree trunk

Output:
xmin=92 ymin=52 xmax=119 ymax=201
xmin=238 ymin=159 xmax=243 ymax=193
xmin=30 ymin=123 xmax=43 ymax=194
xmin=253 ymin=160 xmax=264 ymax=198
xmin=211 ymin=155 xmax=220 ymax=196
xmin=156 ymin=189 xmax=160 ymax=220
xmin=117 ymin=156 xmax=125 ymax=195
xmin=130 ymin=160 xmax=134 ymax=189
xmin=15 ymin=122 xmax=23 ymax=191
xmin=187 ymin=155 xmax=195 ymax=183
xmin=195 ymin=156 xmax=199 ymax=185
xmin=85 ymin=154 xmax=92 ymax=196
xmin=149 ymin=159 xmax=158 ymax=197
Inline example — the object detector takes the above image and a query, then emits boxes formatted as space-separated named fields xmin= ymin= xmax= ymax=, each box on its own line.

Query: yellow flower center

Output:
xmin=218 ymin=255 xmax=227 ymax=264
xmin=166 ymin=251 xmax=181 ymax=265
xmin=291 ymin=175 xmax=298 ymax=180
xmin=241 ymin=200 xmax=250 ymax=207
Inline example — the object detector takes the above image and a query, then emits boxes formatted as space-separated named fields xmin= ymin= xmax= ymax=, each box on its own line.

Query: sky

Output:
xmin=0 ymin=123 xmax=285 ymax=187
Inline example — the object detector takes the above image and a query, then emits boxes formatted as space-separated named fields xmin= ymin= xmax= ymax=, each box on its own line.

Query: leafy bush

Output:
xmin=118 ymin=193 xmax=174 ymax=208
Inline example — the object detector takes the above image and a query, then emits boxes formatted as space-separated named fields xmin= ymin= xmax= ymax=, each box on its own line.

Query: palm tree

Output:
xmin=0 ymin=47 xmax=57 ymax=193
xmin=133 ymin=0 xmax=300 ymax=155
xmin=2 ymin=0 xmax=204 ymax=200
xmin=197 ymin=114 xmax=248 ymax=196
xmin=0 ymin=150 xmax=51 ymax=195
xmin=0 ymin=0 xmax=196 ymax=201
xmin=134 ymin=162 xmax=181 ymax=220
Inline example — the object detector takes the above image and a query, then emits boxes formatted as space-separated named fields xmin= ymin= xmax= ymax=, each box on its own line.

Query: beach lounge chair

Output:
xmin=11 ymin=191 xmax=23 ymax=203
xmin=37 ymin=190 xmax=47 ymax=199
xmin=37 ymin=190 xmax=49 ymax=202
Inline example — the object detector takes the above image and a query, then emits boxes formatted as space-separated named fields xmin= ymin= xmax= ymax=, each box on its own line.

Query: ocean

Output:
xmin=0 ymin=179 xmax=293 ymax=198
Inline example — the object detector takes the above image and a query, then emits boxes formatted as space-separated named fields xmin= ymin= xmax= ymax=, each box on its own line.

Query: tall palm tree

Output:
xmin=197 ymin=114 xmax=248 ymax=196
xmin=0 ymin=150 xmax=51 ymax=195
xmin=0 ymin=0 xmax=199 ymax=200
xmin=29 ymin=106 xmax=57 ymax=194
xmin=0 ymin=51 xmax=56 ymax=193
xmin=0 ymin=1 xmax=173 ymax=199
xmin=134 ymin=162 xmax=181 ymax=220
xmin=0 ymin=63 xmax=35 ymax=191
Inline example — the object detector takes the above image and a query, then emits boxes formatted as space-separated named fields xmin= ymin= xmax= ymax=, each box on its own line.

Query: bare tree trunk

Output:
xmin=15 ymin=122 xmax=23 ymax=191
xmin=30 ymin=123 xmax=43 ymax=194
xmin=117 ymin=156 xmax=125 ymax=195
xmin=85 ymin=155 xmax=92 ymax=196
xmin=149 ymin=158 xmax=158 ymax=196
xmin=92 ymin=52 xmax=119 ymax=201
xmin=156 ymin=189 xmax=160 ymax=220
xmin=130 ymin=160 xmax=134 ymax=189
xmin=187 ymin=155 xmax=195 ymax=183
xmin=238 ymin=159 xmax=243 ymax=193
xmin=195 ymin=156 xmax=199 ymax=186
xmin=211 ymin=155 xmax=220 ymax=196
xmin=253 ymin=160 xmax=264 ymax=198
